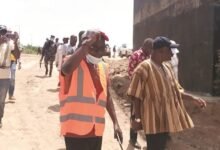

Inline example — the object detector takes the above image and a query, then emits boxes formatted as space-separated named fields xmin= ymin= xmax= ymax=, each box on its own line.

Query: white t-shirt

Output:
xmin=0 ymin=40 xmax=14 ymax=79
xmin=55 ymin=44 xmax=69 ymax=71
xmin=67 ymin=45 xmax=76 ymax=55
xmin=170 ymin=54 xmax=179 ymax=80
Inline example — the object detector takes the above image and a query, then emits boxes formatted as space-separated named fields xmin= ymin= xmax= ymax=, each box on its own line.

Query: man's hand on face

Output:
xmin=81 ymin=31 xmax=99 ymax=47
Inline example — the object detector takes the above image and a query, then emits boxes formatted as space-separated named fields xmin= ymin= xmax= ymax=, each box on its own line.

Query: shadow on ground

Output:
xmin=47 ymin=88 xmax=59 ymax=93
xmin=5 ymin=100 xmax=15 ymax=104
xmin=35 ymin=75 xmax=48 ymax=79
xmin=48 ymin=104 xmax=60 ymax=112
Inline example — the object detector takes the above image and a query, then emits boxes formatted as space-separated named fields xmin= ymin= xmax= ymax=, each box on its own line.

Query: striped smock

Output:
xmin=127 ymin=59 xmax=194 ymax=134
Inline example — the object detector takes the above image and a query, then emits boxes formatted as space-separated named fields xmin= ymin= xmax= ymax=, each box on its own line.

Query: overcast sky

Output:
xmin=0 ymin=0 xmax=133 ymax=48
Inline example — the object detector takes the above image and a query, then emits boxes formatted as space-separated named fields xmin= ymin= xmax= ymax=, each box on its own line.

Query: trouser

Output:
xmin=130 ymin=101 xmax=138 ymax=142
xmin=0 ymin=79 xmax=10 ymax=119
xmin=9 ymin=62 xmax=16 ymax=97
xmin=45 ymin=60 xmax=54 ymax=76
xmin=146 ymin=133 xmax=170 ymax=150
xmin=64 ymin=136 xmax=102 ymax=150
xmin=130 ymin=128 xmax=138 ymax=142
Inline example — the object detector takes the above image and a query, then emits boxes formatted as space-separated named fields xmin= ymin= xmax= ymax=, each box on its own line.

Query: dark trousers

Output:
xmin=64 ymin=136 xmax=103 ymax=150
xmin=130 ymin=101 xmax=138 ymax=142
xmin=130 ymin=128 xmax=138 ymax=142
xmin=146 ymin=133 xmax=170 ymax=150
xmin=44 ymin=60 xmax=53 ymax=76
xmin=0 ymin=79 xmax=10 ymax=119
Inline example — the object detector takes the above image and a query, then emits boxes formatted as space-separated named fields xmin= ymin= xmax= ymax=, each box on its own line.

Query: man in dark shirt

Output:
xmin=40 ymin=35 xmax=57 ymax=77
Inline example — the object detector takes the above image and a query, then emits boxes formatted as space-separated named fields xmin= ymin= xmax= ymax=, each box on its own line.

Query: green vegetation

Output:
xmin=22 ymin=44 xmax=39 ymax=54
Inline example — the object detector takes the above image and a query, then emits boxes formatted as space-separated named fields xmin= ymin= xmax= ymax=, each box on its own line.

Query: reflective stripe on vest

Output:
xmin=60 ymin=96 xmax=106 ymax=107
xmin=60 ymin=65 xmax=107 ymax=107
xmin=60 ymin=113 xmax=105 ymax=124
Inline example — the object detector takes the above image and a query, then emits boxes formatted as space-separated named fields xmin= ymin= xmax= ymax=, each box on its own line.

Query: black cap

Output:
xmin=0 ymin=25 xmax=7 ymax=35
xmin=153 ymin=36 xmax=179 ymax=49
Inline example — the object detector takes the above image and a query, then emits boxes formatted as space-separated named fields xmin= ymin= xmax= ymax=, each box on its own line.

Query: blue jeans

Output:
xmin=0 ymin=79 xmax=10 ymax=119
xmin=9 ymin=62 xmax=16 ymax=97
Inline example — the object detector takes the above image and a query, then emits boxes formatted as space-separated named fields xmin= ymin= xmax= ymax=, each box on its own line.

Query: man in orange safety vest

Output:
xmin=59 ymin=29 xmax=123 ymax=150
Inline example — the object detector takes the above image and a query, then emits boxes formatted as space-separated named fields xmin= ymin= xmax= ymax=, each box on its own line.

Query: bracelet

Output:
xmin=135 ymin=118 xmax=141 ymax=123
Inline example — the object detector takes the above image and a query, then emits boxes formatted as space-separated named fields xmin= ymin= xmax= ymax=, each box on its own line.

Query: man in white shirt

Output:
xmin=67 ymin=35 xmax=77 ymax=55
xmin=55 ymin=37 xmax=69 ymax=71
xmin=170 ymin=40 xmax=179 ymax=80
xmin=0 ymin=25 xmax=14 ymax=128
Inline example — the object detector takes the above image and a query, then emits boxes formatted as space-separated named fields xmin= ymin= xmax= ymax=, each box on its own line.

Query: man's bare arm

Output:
xmin=106 ymin=83 xmax=123 ymax=143
xmin=106 ymin=87 xmax=119 ymax=124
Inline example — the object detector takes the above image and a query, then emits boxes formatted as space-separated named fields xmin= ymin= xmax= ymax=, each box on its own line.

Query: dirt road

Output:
xmin=0 ymin=54 xmax=145 ymax=150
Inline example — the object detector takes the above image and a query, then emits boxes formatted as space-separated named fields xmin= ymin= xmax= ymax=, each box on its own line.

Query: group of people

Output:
xmin=0 ymin=25 xmax=21 ymax=128
xmin=40 ymin=30 xmax=113 ymax=78
xmin=57 ymin=30 xmax=206 ymax=150
xmin=126 ymin=37 xmax=207 ymax=150
xmin=40 ymin=34 xmax=77 ymax=77
xmin=0 ymin=25 xmax=207 ymax=150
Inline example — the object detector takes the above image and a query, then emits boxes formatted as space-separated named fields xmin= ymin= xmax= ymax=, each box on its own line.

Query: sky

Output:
xmin=0 ymin=0 xmax=133 ymax=48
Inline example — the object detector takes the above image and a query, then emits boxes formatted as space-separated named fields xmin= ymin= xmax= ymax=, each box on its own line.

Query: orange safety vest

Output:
xmin=59 ymin=59 xmax=108 ymax=136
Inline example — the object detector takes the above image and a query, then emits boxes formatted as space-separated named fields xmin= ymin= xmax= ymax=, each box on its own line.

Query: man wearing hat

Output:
xmin=0 ymin=25 xmax=15 ymax=128
xmin=128 ymin=38 xmax=153 ymax=149
xmin=127 ymin=36 xmax=206 ymax=150
xmin=60 ymin=30 xmax=123 ymax=150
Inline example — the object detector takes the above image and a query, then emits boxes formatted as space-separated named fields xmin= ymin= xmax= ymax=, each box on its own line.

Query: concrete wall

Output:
xmin=133 ymin=0 xmax=220 ymax=94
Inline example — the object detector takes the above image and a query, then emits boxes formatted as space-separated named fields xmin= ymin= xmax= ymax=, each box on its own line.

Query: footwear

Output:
xmin=49 ymin=71 xmax=52 ymax=77
xmin=9 ymin=96 xmax=16 ymax=100
xmin=45 ymin=70 xmax=48 ymax=76
xmin=129 ymin=140 xmax=141 ymax=149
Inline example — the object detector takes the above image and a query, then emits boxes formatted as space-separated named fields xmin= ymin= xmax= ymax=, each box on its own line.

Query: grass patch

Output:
xmin=22 ymin=45 xmax=39 ymax=54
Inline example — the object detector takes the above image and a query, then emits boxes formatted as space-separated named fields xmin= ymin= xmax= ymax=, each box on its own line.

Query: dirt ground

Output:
xmin=0 ymin=54 xmax=146 ymax=150
xmin=106 ymin=57 xmax=220 ymax=150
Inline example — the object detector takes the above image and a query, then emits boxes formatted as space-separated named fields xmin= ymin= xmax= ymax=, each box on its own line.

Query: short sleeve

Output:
xmin=127 ymin=70 xmax=145 ymax=101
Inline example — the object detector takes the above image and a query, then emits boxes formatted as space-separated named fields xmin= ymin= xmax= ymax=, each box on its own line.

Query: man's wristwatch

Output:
xmin=135 ymin=118 xmax=141 ymax=123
